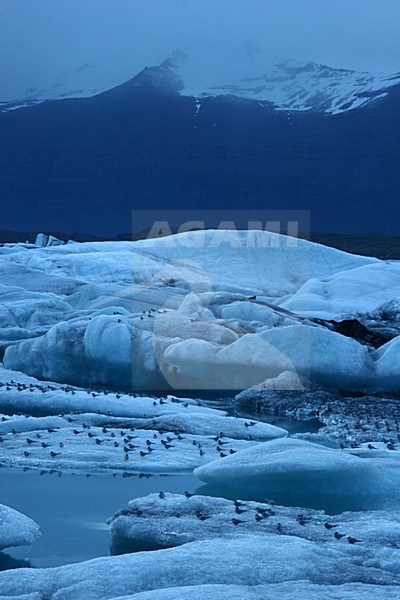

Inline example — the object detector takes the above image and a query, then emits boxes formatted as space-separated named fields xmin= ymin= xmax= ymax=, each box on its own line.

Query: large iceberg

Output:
xmin=2 ymin=230 xmax=398 ymax=392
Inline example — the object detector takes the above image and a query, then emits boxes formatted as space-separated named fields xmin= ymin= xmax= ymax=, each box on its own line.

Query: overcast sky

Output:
xmin=1 ymin=0 xmax=400 ymax=100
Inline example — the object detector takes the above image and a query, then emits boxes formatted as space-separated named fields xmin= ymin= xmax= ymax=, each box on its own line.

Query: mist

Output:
xmin=1 ymin=0 xmax=400 ymax=100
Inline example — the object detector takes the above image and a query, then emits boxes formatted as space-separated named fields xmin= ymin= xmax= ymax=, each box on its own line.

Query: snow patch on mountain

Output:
xmin=172 ymin=49 xmax=400 ymax=114
xmin=1 ymin=46 xmax=399 ymax=115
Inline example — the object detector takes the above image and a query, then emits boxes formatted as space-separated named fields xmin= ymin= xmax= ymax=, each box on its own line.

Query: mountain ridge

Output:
xmin=1 ymin=78 xmax=399 ymax=235
xmin=2 ymin=49 xmax=400 ymax=115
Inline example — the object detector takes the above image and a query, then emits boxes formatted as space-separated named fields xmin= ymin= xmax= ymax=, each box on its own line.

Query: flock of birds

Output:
xmin=139 ymin=308 xmax=170 ymax=321
xmin=0 ymin=378 xmax=262 ymax=475
xmin=0 ymin=379 xmax=205 ymax=410
xmin=4 ymin=374 xmax=399 ymax=557
xmin=319 ymin=397 xmax=400 ymax=453
xmin=117 ymin=493 xmax=364 ymax=547
xmin=243 ymin=386 xmax=400 ymax=449
xmin=191 ymin=496 xmax=361 ymax=544
xmin=0 ymin=414 xmax=245 ymax=468
xmin=0 ymin=379 xmax=131 ymax=400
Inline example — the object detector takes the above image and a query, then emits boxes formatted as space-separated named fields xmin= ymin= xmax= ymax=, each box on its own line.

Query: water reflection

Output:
xmin=0 ymin=552 xmax=31 ymax=571
xmin=195 ymin=483 xmax=371 ymax=514
xmin=1 ymin=468 xmax=198 ymax=569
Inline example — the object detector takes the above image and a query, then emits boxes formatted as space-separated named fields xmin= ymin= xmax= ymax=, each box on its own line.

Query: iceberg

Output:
xmin=0 ymin=366 xmax=218 ymax=419
xmin=374 ymin=336 xmax=400 ymax=392
xmin=0 ymin=411 xmax=256 ymax=474
xmin=0 ymin=368 xmax=286 ymax=474
xmin=0 ymin=504 xmax=40 ymax=551
xmin=0 ymin=533 xmax=399 ymax=599
xmin=35 ymin=234 xmax=65 ymax=248
xmin=139 ymin=413 xmax=287 ymax=441
xmin=281 ymin=262 xmax=400 ymax=319
xmin=163 ymin=324 xmax=372 ymax=390
xmin=106 ymin=583 xmax=400 ymax=600
xmin=0 ymin=231 xmax=398 ymax=392
xmin=194 ymin=438 xmax=400 ymax=509
xmin=109 ymin=492 xmax=400 ymax=555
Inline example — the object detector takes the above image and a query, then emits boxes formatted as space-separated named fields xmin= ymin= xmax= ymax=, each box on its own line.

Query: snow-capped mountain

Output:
xmin=1 ymin=42 xmax=400 ymax=236
xmin=163 ymin=50 xmax=400 ymax=114
xmin=1 ymin=48 xmax=400 ymax=115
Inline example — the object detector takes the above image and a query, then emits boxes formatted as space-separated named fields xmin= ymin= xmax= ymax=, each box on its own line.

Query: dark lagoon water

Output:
xmin=1 ymin=468 xmax=199 ymax=568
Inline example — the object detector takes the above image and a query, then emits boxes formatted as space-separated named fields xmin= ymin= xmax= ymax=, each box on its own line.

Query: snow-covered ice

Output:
xmin=1 ymin=230 xmax=398 ymax=392
xmin=0 ymin=366 xmax=216 ymax=419
xmin=0 ymin=368 xmax=288 ymax=474
xmin=108 ymin=492 xmax=400 ymax=554
xmin=136 ymin=412 xmax=286 ymax=441
xmin=0 ymin=411 xmax=257 ymax=474
xmin=105 ymin=583 xmax=400 ymax=600
xmin=0 ymin=504 xmax=40 ymax=551
xmin=281 ymin=261 xmax=400 ymax=319
xmin=0 ymin=533 xmax=399 ymax=599
xmin=194 ymin=438 xmax=400 ymax=509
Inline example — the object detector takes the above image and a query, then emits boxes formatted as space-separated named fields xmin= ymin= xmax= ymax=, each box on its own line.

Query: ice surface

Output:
xmin=137 ymin=413 xmax=287 ymax=441
xmin=374 ymin=336 xmax=400 ymax=392
xmin=194 ymin=438 xmax=400 ymax=508
xmin=1 ymin=368 xmax=282 ymax=474
xmin=163 ymin=324 xmax=372 ymax=390
xmin=109 ymin=492 xmax=400 ymax=554
xmin=0 ymin=266 xmax=80 ymax=296
xmin=0 ymin=532 xmax=399 ymax=599
xmin=130 ymin=231 xmax=373 ymax=297
xmin=0 ymin=504 xmax=40 ymax=550
xmin=0 ymin=415 xmax=69 ymax=434
xmin=0 ymin=284 xmax=73 ymax=343
xmin=0 ymin=595 xmax=43 ymax=600
xmin=0 ymin=411 xmax=255 ymax=474
xmin=111 ymin=583 xmax=400 ymax=600
xmin=0 ymin=231 xmax=398 ymax=392
xmin=281 ymin=262 xmax=400 ymax=319
xmin=219 ymin=300 xmax=285 ymax=325
xmin=0 ymin=366 xmax=217 ymax=419
xmin=0 ymin=231 xmax=373 ymax=297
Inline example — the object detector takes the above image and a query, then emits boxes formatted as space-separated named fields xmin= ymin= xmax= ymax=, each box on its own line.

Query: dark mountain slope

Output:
xmin=0 ymin=79 xmax=399 ymax=235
